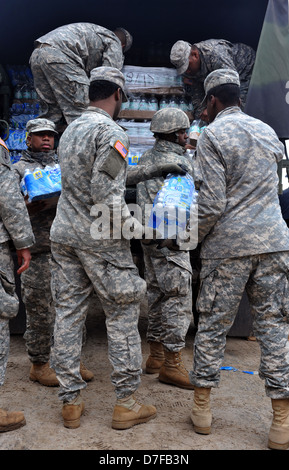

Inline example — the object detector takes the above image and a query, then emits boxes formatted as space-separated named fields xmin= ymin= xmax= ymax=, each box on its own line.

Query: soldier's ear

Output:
xmin=115 ymin=88 xmax=122 ymax=102
xmin=26 ymin=135 xmax=32 ymax=148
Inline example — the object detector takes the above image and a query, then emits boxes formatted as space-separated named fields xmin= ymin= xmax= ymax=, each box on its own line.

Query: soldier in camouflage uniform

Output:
xmin=170 ymin=39 xmax=255 ymax=120
xmin=188 ymin=69 xmax=289 ymax=451
xmin=49 ymin=67 xmax=157 ymax=430
xmin=29 ymin=23 xmax=133 ymax=128
xmin=0 ymin=136 xmax=35 ymax=432
xmin=13 ymin=118 xmax=93 ymax=387
xmin=136 ymin=108 xmax=194 ymax=390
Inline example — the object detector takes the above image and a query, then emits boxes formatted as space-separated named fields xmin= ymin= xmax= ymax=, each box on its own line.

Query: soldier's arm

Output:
xmin=126 ymin=163 xmax=187 ymax=185
xmin=0 ymin=143 xmax=35 ymax=250
xmin=193 ymin=130 xmax=227 ymax=242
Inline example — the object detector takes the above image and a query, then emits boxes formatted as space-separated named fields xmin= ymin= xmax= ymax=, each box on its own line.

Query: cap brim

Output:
xmin=176 ymin=59 xmax=189 ymax=76
xmin=29 ymin=127 xmax=58 ymax=134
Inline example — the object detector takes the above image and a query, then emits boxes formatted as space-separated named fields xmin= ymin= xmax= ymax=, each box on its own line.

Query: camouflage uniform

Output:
xmin=190 ymin=101 xmax=289 ymax=399
xmin=137 ymin=138 xmax=193 ymax=351
xmin=30 ymin=23 xmax=126 ymax=124
xmin=13 ymin=148 xmax=58 ymax=364
xmin=171 ymin=39 xmax=255 ymax=119
xmin=0 ymin=140 xmax=35 ymax=386
xmin=50 ymin=102 xmax=146 ymax=402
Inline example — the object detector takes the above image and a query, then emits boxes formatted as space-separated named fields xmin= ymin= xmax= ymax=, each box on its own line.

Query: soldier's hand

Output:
xmin=16 ymin=248 xmax=31 ymax=274
xmin=151 ymin=163 xmax=188 ymax=178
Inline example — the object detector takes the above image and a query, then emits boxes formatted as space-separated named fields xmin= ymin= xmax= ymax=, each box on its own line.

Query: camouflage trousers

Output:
xmin=50 ymin=242 xmax=147 ymax=402
xmin=0 ymin=242 xmax=19 ymax=386
xmin=142 ymin=244 xmax=192 ymax=351
xmin=21 ymin=252 xmax=55 ymax=364
xmin=190 ymin=252 xmax=289 ymax=399
xmin=30 ymin=47 xmax=89 ymax=124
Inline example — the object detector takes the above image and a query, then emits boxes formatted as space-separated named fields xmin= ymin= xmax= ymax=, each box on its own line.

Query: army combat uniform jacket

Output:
xmin=0 ymin=142 xmax=34 ymax=250
xmin=30 ymin=23 xmax=124 ymax=124
xmin=33 ymin=23 xmax=124 ymax=75
xmin=194 ymin=106 xmax=289 ymax=259
xmin=184 ymin=39 xmax=255 ymax=118
xmin=50 ymin=106 xmax=138 ymax=250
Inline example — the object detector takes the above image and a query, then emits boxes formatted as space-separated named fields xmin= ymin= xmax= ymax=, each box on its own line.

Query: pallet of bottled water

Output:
xmin=122 ymin=66 xmax=183 ymax=90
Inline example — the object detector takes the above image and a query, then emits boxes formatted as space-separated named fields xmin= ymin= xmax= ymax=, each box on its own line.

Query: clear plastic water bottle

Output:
xmin=121 ymin=98 xmax=130 ymax=110
xmin=130 ymin=95 xmax=141 ymax=110
xmin=14 ymin=84 xmax=23 ymax=100
xmin=148 ymin=95 xmax=158 ymax=111
xmin=179 ymin=97 xmax=188 ymax=112
xmin=46 ymin=164 xmax=61 ymax=192
xmin=159 ymin=96 xmax=169 ymax=109
xmin=139 ymin=95 xmax=148 ymax=111
xmin=168 ymin=95 xmax=179 ymax=108
xmin=22 ymin=83 xmax=31 ymax=100
xmin=148 ymin=173 xmax=197 ymax=239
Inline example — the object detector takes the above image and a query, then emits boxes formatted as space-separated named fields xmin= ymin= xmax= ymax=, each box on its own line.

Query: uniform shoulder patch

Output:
xmin=114 ymin=140 xmax=128 ymax=159
xmin=0 ymin=138 xmax=8 ymax=151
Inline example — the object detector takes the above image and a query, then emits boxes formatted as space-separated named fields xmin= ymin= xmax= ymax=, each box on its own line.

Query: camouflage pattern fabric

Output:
xmin=190 ymin=253 xmax=289 ymax=398
xmin=50 ymin=106 xmax=147 ymax=402
xmin=0 ymin=142 xmax=34 ymax=386
xmin=0 ymin=144 xmax=35 ymax=249
xmin=13 ymin=149 xmax=58 ymax=254
xmin=30 ymin=23 xmax=124 ymax=124
xmin=183 ymin=39 xmax=255 ymax=118
xmin=136 ymin=139 xmax=193 ymax=351
xmin=194 ymin=107 xmax=289 ymax=258
xmin=50 ymin=106 xmax=136 ymax=251
xmin=20 ymin=252 xmax=54 ymax=364
xmin=0 ymin=243 xmax=15 ymax=385
xmin=190 ymin=104 xmax=289 ymax=398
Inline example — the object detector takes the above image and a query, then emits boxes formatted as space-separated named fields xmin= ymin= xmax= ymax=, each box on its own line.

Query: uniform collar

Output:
xmin=154 ymin=138 xmax=186 ymax=155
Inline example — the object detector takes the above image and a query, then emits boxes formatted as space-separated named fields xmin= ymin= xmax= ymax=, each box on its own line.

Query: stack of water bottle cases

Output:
xmin=119 ymin=65 xmax=194 ymax=166
xmin=5 ymin=65 xmax=61 ymax=201
xmin=5 ymin=64 xmax=198 ymax=213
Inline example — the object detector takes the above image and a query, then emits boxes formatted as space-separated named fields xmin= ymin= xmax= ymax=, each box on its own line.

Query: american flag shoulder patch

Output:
xmin=0 ymin=138 xmax=8 ymax=151
xmin=114 ymin=140 xmax=128 ymax=159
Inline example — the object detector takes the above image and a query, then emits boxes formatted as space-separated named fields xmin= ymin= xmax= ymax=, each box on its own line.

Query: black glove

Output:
xmin=157 ymin=163 xmax=188 ymax=178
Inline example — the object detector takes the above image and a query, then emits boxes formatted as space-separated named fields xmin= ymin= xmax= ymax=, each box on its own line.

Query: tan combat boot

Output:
xmin=112 ymin=395 xmax=157 ymax=430
xmin=268 ymin=398 xmax=289 ymax=450
xmin=0 ymin=408 xmax=26 ymax=433
xmin=80 ymin=362 xmax=94 ymax=382
xmin=62 ymin=395 xmax=85 ymax=429
xmin=158 ymin=349 xmax=194 ymax=389
xmin=29 ymin=362 xmax=59 ymax=387
xmin=191 ymin=387 xmax=212 ymax=435
xmin=145 ymin=341 xmax=165 ymax=374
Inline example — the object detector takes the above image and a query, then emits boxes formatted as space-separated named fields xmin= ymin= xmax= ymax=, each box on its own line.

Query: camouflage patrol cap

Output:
xmin=115 ymin=27 xmax=133 ymax=52
xmin=89 ymin=66 xmax=128 ymax=102
xmin=26 ymin=118 xmax=58 ymax=135
xmin=150 ymin=108 xmax=190 ymax=134
xmin=204 ymin=68 xmax=240 ymax=97
xmin=170 ymin=40 xmax=192 ymax=75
